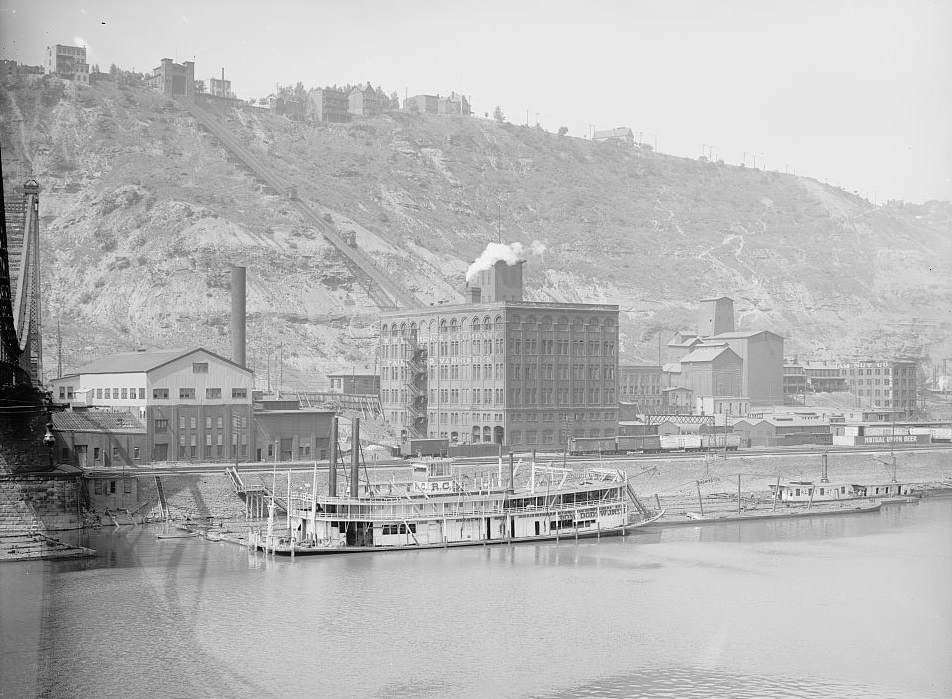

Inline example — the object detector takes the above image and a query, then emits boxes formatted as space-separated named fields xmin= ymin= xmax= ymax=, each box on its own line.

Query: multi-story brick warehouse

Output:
xmin=379 ymin=261 xmax=619 ymax=450
xmin=844 ymin=359 xmax=919 ymax=412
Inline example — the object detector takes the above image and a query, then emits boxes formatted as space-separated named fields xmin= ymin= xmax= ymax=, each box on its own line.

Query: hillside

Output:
xmin=1 ymin=75 xmax=950 ymax=387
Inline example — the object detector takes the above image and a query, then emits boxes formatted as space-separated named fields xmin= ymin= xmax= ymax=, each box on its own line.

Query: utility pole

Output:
xmin=57 ymin=320 xmax=62 ymax=379
xmin=497 ymin=203 xmax=501 ymax=242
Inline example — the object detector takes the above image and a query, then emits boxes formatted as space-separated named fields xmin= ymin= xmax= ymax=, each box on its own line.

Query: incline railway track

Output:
xmin=175 ymin=96 xmax=422 ymax=311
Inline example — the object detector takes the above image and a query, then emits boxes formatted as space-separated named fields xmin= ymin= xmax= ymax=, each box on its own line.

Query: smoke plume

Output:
xmin=466 ymin=240 xmax=546 ymax=282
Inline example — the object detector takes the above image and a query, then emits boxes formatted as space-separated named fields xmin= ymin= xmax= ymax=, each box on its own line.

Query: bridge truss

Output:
xmin=0 ymin=175 xmax=43 ymax=391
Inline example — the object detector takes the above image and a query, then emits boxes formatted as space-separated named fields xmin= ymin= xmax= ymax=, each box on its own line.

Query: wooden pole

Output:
xmin=737 ymin=473 xmax=741 ymax=515
xmin=696 ymin=481 xmax=705 ymax=517
xmin=310 ymin=460 xmax=318 ymax=543
xmin=773 ymin=476 xmax=780 ymax=511
xmin=287 ymin=469 xmax=293 ymax=553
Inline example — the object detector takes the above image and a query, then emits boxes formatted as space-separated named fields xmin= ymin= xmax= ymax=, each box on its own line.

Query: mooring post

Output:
xmin=696 ymin=481 xmax=705 ymax=517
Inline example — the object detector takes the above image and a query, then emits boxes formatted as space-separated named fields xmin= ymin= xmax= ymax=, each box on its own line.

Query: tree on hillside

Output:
xmin=389 ymin=91 xmax=400 ymax=109
xmin=558 ymin=126 xmax=568 ymax=136
xmin=493 ymin=105 xmax=505 ymax=122
xmin=293 ymin=82 xmax=306 ymax=99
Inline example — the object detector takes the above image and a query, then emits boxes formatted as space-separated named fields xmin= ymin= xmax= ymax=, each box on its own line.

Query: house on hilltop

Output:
xmin=348 ymin=83 xmax=384 ymax=117
xmin=45 ymin=44 xmax=90 ymax=83
xmin=438 ymin=92 xmax=471 ymax=116
xmin=406 ymin=94 xmax=439 ymax=114
xmin=593 ymin=127 xmax=634 ymax=145
xmin=148 ymin=58 xmax=195 ymax=97
xmin=308 ymin=87 xmax=351 ymax=123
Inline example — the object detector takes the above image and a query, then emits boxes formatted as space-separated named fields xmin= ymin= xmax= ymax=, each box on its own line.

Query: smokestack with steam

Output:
xmin=231 ymin=266 xmax=246 ymax=367
xmin=464 ymin=241 xmax=545 ymax=304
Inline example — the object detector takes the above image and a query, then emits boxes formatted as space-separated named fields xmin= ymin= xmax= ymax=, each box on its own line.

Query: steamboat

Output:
xmin=259 ymin=456 xmax=661 ymax=556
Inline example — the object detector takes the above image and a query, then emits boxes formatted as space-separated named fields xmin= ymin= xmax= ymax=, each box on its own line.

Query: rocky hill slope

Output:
xmin=1 ymin=76 xmax=950 ymax=387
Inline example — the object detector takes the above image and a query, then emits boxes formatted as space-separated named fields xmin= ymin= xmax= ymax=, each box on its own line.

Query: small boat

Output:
xmin=156 ymin=531 xmax=200 ymax=539
xmin=258 ymin=457 xmax=661 ymax=556
xmin=203 ymin=532 xmax=223 ymax=541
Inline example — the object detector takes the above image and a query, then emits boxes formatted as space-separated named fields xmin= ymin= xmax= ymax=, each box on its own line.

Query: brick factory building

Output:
xmin=50 ymin=348 xmax=253 ymax=463
xmin=379 ymin=259 xmax=619 ymax=450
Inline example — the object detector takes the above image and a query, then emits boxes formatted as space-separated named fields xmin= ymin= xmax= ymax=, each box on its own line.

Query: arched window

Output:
xmin=381 ymin=324 xmax=390 ymax=338
xmin=450 ymin=318 xmax=458 ymax=333
xmin=472 ymin=316 xmax=481 ymax=331
xmin=483 ymin=316 xmax=493 ymax=331
xmin=494 ymin=314 xmax=503 ymax=327
xmin=440 ymin=319 xmax=448 ymax=334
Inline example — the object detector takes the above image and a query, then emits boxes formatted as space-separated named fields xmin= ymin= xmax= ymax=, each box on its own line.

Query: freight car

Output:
xmin=700 ymin=433 xmax=741 ymax=451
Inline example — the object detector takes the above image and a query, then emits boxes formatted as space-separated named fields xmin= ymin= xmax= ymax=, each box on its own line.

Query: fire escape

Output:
xmin=403 ymin=334 xmax=428 ymax=439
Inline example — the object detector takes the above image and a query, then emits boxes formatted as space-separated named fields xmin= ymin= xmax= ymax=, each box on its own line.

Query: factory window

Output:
xmin=97 ymin=388 xmax=103 ymax=399
xmin=133 ymin=447 xmax=140 ymax=460
xmin=192 ymin=362 xmax=208 ymax=374
xmin=154 ymin=419 xmax=168 ymax=433
xmin=153 ymin=388 xmax=169 ymax=399
xmin=139 ymin=388 xmax=146 ymax=399
xmin=179 ymin=416 xmax=186 ymax=430
xmin=59 ymin=386 xmax=65 ymax=399
xmin=206 ymin=388 xmax=222 ymax=399
xmin=124 ymin=478 xmax=132 ymax=494
xmin=105 ymin=388 xmax=111 ymax=399
xmin=190 ymin=416 xmax=197 ymax=429
xmin=232 ymin=388 xmax=247 ymax=399
xmin=180 ymin=388 xmax=195 ymax=399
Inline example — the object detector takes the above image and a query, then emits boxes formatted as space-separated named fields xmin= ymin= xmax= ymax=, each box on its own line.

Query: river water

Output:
xmin=2 ymin=498 xmax=950 ymax=698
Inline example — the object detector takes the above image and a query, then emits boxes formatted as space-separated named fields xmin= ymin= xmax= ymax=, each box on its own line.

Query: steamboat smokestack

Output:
xmin=230 ymin=266 xmax=246 ymax=367
xmin=328 ymin=417 xmax=338 ymax=496
xmin=350 ymin=417 xmax=360 ymax=497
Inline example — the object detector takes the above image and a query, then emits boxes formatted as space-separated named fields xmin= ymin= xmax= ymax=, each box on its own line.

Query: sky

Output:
xmin=1 ymin=0 xmax=950 ymax=204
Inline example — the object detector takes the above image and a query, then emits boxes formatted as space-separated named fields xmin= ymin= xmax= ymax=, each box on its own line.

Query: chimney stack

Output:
xmin=231 ymin=266 xmax=246 ymax=367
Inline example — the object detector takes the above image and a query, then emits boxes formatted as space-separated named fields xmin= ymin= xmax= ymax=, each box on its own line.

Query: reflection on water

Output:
xmin=539 ymin=667 xmax=913 ymax=699
xmin=1 ymin=499 xmax=949 ymax=699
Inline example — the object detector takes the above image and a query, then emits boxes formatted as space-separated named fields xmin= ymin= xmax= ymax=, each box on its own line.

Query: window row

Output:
xmin=510 ymin=339 xmax=616 ymax=357
xmin=510 ymin=428 xmax=616 ymax=444
xmin=510 ymin=411 xmax=616 ymax=422
xmin=152 ymin=387 xmax=248 ymax=400
xmin=153 ymin=415 xmax=248 ymax=433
